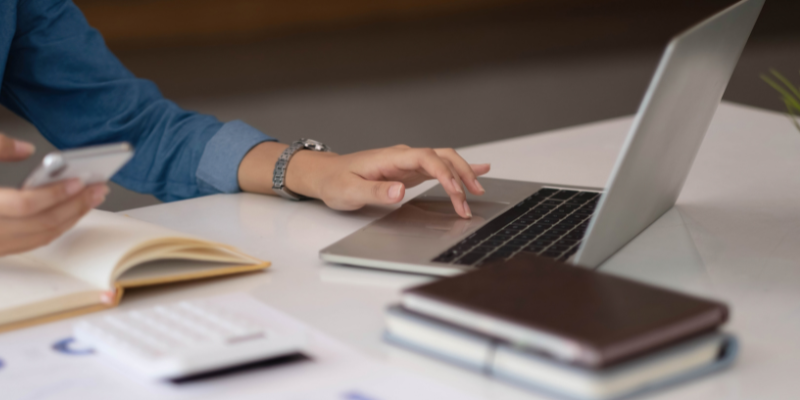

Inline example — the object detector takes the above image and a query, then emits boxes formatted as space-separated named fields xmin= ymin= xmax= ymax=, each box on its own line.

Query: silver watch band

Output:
xmin=272 ymin=139 xmax=330 ymax=201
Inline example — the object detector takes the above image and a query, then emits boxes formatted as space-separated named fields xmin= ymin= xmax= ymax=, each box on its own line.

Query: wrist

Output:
xmin=284 ymin=149 xmax=338 ymax=199
xmin=237 ymin=141 xmax=338 ymax=199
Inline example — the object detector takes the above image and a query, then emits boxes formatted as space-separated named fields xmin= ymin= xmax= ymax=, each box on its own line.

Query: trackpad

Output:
xmin=364 ymin=196 xmax=509 ymax=239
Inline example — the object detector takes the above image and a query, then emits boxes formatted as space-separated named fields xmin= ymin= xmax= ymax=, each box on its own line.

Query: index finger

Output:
xmin=396 ymin=148 xmax=471 ymax=218
xmin=435 ymin=148 xmax=490 ymax=195
xmin=0 ymin=133 xmax=35 ymax=162
xmin=0 ymin=179 xmax=85 ymax=218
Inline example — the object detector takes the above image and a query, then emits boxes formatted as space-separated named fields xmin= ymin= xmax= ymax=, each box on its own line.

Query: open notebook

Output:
xmin=0 ymin=210 xmax=269 ymax=333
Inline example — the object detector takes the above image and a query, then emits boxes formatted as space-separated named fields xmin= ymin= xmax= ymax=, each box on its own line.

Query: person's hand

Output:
xmin=0 ymin=133 xmax=109 ymax=256
xmin=289 ymin=145 xmax=490 ymax=219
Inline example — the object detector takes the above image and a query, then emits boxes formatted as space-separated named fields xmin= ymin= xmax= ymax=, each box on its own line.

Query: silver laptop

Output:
xmin=320 ymin=0 xmax=764 ymax=276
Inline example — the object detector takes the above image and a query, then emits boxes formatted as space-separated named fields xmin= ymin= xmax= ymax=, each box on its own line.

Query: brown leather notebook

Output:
xmin=401 ymin=253 xmax=728 ymax=368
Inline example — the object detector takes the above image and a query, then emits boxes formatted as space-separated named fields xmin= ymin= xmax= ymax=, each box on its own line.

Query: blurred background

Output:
xmin=1 ymin=0 xmax=798 ymax=211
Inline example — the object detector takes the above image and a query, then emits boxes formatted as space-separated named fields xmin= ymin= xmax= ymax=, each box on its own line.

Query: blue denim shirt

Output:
xmin=0 ymin=0 xmax=276 ymax=201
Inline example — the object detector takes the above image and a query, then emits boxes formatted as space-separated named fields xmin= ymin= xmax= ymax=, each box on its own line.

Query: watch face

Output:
xmin=301 ymin=139 xmax=330 ymax=152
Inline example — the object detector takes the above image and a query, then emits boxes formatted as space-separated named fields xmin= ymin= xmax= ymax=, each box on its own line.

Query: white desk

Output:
xmin=119 ymin=102 xmax=800 ymax=400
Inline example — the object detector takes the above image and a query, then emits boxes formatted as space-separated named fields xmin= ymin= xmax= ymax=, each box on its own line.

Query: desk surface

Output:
xmin=121 ymin=102 xmax=800 ymax=400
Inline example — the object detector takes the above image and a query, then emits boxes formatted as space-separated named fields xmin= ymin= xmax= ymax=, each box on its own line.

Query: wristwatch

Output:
xmin=272 ymin=138 xmax=331 ymax=200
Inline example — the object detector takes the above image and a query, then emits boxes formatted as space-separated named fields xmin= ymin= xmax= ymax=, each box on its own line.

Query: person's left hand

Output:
xmin=288 ymin=145 xmax=490 ymax=219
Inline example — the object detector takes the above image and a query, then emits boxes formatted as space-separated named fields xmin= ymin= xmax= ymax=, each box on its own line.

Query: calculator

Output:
xmin=73 ymin=300 xmax=304 ymax=379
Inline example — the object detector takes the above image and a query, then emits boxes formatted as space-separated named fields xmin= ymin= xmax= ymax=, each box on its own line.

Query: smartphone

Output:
xmin=21 ymin=142 xmax=134 ymax=189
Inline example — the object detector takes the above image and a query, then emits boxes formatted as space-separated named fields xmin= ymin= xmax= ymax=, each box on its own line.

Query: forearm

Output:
xmin=237 ymin=141 xmax=337 ymax=198
xmin=237 ymin=142 xmax=489 ymax=219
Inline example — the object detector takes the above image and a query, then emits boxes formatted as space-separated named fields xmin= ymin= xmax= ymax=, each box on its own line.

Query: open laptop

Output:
xmin=320 ymin=0 xmax=764 ymax=275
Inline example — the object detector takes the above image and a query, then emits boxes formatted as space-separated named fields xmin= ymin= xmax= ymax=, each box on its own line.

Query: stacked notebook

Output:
xmin=384 ymin=253 xmax=735 ymax=400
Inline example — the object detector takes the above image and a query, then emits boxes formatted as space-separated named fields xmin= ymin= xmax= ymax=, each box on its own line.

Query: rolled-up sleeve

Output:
xmin=0 ymin=0 xmax=276 ymax=202
xmin=196 ymin=120 xmax=273 ymax=194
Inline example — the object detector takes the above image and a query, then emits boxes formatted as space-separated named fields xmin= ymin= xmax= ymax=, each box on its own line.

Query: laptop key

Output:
xmin=493 ymin=250 xmax=516 ymax=258
xmin=456 ymin=253 xmax=484 ymax=266
xmin=582 ymin=203 xmax=598 ymax=212
xmin=508 ymin=239 xmax=530 ymax=247
xmin=537 ymin=188 xmax=558 ymax=197
xmin=454 ymin=239 xmax=477 ymax=248
xmin=550 ymin=190 xmax=579 ymax=200
xmin=565 ymin=198 xmax=586 ymax=206
xmin=574 ymin=192 xmax=600 ymax=201
xmin=484 ymin=235 xmax=508 ymax=242
xmin=481 ymin=255 xmax=506 ymax=265
xmin=500 ymin=229 xmax=524 ymax=236
xmin=542 ymin=248 xmax=564 ymax=257
xmin=501 ymin=242 xmax=524 ymax=250
xmin=556 ymin=238 xmax=579 ymax=247
xmin=472 ymin=245 xmax=497 ymax=254
xmin=563 ymin=233 xmax=583 ymax=241
xmin=522 ymin=195 xmax=546 ymax=205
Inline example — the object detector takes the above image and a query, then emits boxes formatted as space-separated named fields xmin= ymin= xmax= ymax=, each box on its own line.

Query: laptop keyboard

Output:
xmin=432 ymin=188 xmax=600 ymax=266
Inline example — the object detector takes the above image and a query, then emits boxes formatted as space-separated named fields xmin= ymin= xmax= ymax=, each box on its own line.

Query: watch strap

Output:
xmin=272 ymin=139 xmax=330 ymax=201
xmin=272 ymin=141 xmax=307 ymax=200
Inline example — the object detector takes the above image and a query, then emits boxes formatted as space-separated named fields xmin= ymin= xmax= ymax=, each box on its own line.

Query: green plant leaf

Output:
xmin=762 ymin=74 xmax=800 ymax=112
xmin=763 ymin=69 xmax=800 ymax=133
xmin=789 ymin=96 xmax=800 ymax=113
xmin=771 ymin=69 xmax=800 ymax=99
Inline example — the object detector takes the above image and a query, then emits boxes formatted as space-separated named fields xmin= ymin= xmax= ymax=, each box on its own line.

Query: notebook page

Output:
xmin=25 ymin=209 xmax=205 ymax=289
xmin=0 ymin=256 xmax=99 ymax=325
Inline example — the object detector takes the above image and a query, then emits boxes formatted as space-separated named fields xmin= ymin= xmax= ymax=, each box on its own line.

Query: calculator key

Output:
xmin=73 ymin=300 xmax=304 ymax=379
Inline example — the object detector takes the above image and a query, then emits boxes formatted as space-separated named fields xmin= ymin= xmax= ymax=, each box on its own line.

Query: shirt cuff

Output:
xmin=196 ymin=120 xmax=276 ymax=194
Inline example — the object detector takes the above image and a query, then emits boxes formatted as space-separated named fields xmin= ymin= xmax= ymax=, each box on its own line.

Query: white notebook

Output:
xmin=0 ymin=210 xmax=269 ymax=332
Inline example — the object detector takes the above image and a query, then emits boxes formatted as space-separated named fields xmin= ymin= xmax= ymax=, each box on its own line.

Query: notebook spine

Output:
xmin=385 ymin=305 xmax=738 ymax=400
xmin=401 ymin=293 xmax=587 ymax=364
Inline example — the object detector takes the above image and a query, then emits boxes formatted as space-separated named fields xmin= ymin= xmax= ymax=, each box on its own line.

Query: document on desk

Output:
xmin=0 ymin=293 xmax=478 ymax=400
xmin=285 ymin=367 xmax=474 ymax=400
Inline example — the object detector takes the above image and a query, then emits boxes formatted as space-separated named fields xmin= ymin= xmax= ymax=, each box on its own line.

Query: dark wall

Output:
xmin=76 ymin=0 xmax=799 ymax=50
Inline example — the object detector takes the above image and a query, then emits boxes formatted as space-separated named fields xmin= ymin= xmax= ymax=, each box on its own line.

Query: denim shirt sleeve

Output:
xmin=0 ymin=0 xmax=275 ymax=202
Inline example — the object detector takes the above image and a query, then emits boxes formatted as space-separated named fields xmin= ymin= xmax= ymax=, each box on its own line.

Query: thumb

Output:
xmin=0 ymin=133 xmax=35 ymax=162
xmin=343 ymin=175 xmax=405 ymax=208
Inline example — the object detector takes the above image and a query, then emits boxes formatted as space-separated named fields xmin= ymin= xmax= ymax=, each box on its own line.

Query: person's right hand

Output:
xmin=0 ymin=133 xmax=109 ymax=256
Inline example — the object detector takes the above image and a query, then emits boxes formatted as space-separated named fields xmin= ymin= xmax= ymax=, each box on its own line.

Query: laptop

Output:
xmin=320 ymin=0 xmax=764 ymax=276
